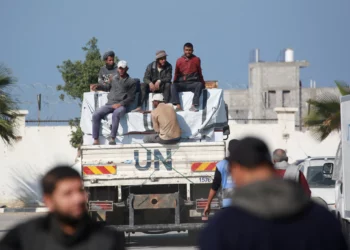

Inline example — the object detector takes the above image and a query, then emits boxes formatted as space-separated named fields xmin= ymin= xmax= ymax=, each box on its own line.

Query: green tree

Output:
xmin=0 ymin=64 xmax=18 ymax=145
xmin=304 ymin=81 xmax=350 ymax=141
xmin=57 ymin=37 xmax=118 ymax=149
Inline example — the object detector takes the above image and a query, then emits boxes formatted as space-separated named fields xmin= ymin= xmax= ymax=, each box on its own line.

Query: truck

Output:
xmin=333 ymin=95 xmax=350 ymax=233
xmin=296 ymin=157 xmax=336 ymax=211
xmin=79 ymin=86 xmax=229 ymax=240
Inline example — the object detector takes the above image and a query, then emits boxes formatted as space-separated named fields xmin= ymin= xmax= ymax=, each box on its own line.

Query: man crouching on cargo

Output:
xmin=143 ymin=93 xmax=181 ymax=144
xmin=91 ymin=60 xmax=136 ymax=145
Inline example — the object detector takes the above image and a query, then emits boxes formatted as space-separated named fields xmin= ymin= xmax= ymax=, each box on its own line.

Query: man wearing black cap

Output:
xmin=98 ymin=50 xmax=118 ymax=85
xmin=133 ymin=50 xmax=172 ymax=112
xmin=199 ymin=137 xmax=347 ymax=250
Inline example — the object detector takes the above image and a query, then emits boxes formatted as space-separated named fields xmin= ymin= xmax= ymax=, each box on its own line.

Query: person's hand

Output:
xmin=91 ymin=84 xmax=98 ymax=91
xmin=203 ymin=204 xmax=211 ymax=217
xmin=149 ymin=83 xmax=155 ymax=92
xmin=112 ymin=103 xmax=121 ymax=109
xmin=154 ymin=80 xmax=160 ymax=91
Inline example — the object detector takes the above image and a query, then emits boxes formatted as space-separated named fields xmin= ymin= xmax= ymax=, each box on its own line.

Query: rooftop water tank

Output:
xmin=285 ymin=48 xmax=294 ymax=62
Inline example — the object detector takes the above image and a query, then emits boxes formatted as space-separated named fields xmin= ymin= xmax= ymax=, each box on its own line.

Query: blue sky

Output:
xmin=1 ymin=0 xmax=350 ymax=119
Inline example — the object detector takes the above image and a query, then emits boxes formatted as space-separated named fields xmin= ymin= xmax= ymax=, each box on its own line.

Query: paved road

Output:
xmin=0 ymin=213 xmax=197 ymax=249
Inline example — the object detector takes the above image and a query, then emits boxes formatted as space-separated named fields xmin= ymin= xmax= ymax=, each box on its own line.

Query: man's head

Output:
xmin=229 ymin=137 xmax=274 ymax=187
xmin=272 ymin=149 xmax=288 ymax=163
xmin=183 ymin=42 xmax=194 ymax=58
xmin=42 ymin=166 xmax=87 ymax=225
xmin=152 ymin=93 xmax=164 ymax=108
xmin=156 ymin=50 xmax=168 ymax=67
xmin=103 ymin=51 xmax=115 ymax=69
xmin=225 ymin=139 xmax=240 ymax=160
xmin=117 ymin=60 xmax=128 ymax=77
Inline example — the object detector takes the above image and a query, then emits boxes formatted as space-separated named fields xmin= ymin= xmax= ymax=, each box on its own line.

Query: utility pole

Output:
xmin=37 ymin=94 xmax=41 ymax=126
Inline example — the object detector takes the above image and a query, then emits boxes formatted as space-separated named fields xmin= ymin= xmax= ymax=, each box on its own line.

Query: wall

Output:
xmin=0 ymin=126 xmax=77 ymax=207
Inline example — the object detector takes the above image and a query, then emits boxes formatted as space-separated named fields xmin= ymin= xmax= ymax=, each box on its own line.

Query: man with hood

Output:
xmin=98 ymin=50 xmax=118 ymax=85
xmin=199 ymin=137 xmax=347 ymax=250
xmin=0 ymin=166 xmax=125 ymax=250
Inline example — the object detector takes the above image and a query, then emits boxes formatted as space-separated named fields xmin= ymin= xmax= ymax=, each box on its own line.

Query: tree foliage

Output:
xmin=57 ymin=37 xmax=104 ymax=102
xmin=0 ymin=64 xmax=18 ymax=145
xmin=304 ymin=81 xmax=350 ymax=141
xmin=57 ymin=37 xmax=118 ymax=148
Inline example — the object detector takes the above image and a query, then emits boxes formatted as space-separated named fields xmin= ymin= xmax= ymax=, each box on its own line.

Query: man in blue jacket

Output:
xmin=203 ymin=139 xmax=239 ymax=216
xmin=199 ymin=137 xmax=347 ymax=250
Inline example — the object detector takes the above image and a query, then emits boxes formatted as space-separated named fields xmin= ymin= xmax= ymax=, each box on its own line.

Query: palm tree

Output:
xmin=304 ymin=81 xmax=350 ymax=141
xmin=0 ymin=64 xmax=18 ymax=145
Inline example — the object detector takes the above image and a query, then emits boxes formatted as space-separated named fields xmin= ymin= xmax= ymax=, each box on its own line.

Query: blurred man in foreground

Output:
xmin=199 ymin=137 xmax=347 ymax=250
xmin=0 ymin=166 xmax=124 ymax=250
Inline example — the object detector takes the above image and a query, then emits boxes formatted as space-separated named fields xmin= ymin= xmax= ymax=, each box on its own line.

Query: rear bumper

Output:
xmin=108 ymin=223 xmax=206 ymax=232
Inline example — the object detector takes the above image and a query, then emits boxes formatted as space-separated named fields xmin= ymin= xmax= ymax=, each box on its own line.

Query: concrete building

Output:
xmin=224 ymin=49 xmax=340 ymax=128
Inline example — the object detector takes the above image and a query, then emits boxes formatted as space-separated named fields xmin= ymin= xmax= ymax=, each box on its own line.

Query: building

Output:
xmin=224 ymin=49 xmax=340 ymax=128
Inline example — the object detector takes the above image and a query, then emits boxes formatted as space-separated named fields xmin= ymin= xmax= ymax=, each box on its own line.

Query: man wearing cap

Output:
xmin=91 ymin=60 xmax=136 ymax=145
xmin=199 ymin=137 xmax=347 ymax=250
xmin=171 ymin=42 xmax=205 ymax=112
xmin=98 ymin=50 xmax=118 ymax=85
xmin=143 ymin=93 xmax=181 ymax=144
xmin=133 ymin=50 xmax=172 ymax=112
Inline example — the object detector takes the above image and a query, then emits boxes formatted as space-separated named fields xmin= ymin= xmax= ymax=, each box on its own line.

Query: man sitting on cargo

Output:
xmin=143 ymin=94 xmax=181 ymax=144
xmin=91 ymin=60 xmax=136 ymax=145
xmin=171 ymin=42 xmax=205 ymax=112
xmin=97 ymin=50 xmax=118 ymax=85
xmin=132 ymin=50 xmax=172 ymax=112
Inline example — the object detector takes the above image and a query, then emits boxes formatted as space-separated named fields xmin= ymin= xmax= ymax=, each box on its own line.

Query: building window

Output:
xmin=268 ymin=91 xmax=276 ymax=108
xmin=282 ymin=90 xmax=291 ymax=107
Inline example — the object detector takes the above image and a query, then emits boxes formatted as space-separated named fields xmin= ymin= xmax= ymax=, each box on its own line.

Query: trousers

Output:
xmin=92 ymin=105 xmax=126 ymax=139
xmin=170 ymin=81 xmax=204 ymax=106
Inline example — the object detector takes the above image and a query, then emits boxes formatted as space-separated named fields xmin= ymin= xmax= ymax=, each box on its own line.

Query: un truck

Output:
xmin=79 ymin=85 xmax=229 ymax=238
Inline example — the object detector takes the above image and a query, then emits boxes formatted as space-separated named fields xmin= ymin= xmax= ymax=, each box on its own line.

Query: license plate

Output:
xmin=199 ymin=177 xmax=212 ymax=183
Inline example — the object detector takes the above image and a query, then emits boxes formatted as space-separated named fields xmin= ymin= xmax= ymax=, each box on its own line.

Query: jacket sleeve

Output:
xmin=161 ymin=64 xmax=172 ymax=84
xmin=173 ymin=59 xmax=180 ymax=82
xmin=299 ymin=171 xmax=311 ymax=197
xmin=0 ymin=226 xmax=21 ymax=250
xmin=95 ymin=83 xmax=111 ymax=92
xmin=143 ymin=64 xmax=152 ymax=85
xmin=211 ymin=168 xmax=222 ymax=191
xmin=98 ymin=67 xmax=104 ymax=84
xmin=197 ymin=57 xmax=205 ymax=85
xmin=119 ymin=79 xmax=136 ymax=106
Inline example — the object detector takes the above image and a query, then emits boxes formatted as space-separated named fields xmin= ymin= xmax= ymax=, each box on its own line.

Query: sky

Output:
xmin=1 ymin=0 xmax=350 ymax=120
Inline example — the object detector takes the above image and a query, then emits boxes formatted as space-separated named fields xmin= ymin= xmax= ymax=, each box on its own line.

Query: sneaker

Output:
xmin=93 ymin=141 xmax=100 ymax=145
xmin=109 ymin=140 xmax=116 ymax=145
xmin=189 ymin=106 xmax=199 ymax=112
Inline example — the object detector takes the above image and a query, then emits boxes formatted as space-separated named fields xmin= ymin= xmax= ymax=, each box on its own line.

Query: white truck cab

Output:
xmin=296 ymin=157 xmax=335 ymax=211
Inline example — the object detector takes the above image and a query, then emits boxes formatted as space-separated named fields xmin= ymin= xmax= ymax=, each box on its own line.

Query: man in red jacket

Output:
xmin=273 ymin=149 xmax=311 ymax=196
xmin=171 ymin=42 xmax=205 ymax=112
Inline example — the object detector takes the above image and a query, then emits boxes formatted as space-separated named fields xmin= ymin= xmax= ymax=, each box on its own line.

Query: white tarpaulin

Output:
xmin=80 ymin=89 xmax=227 ymax=145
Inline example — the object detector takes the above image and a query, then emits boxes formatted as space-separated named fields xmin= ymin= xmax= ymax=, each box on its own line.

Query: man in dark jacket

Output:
xmin=133 ymin=50 xmax=172 ymax=112
xmin=91 ymin=60 xmax=136 ymax=145
xmin=199 ymin=137 xmax=347 ymax=250
xmin=98 ymin=50 xmax=118 ymax=85
xmin=0 ymin=166 xmax=124 ymax=250
xmin=171 ymin=42 xmax=205 ymax=112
